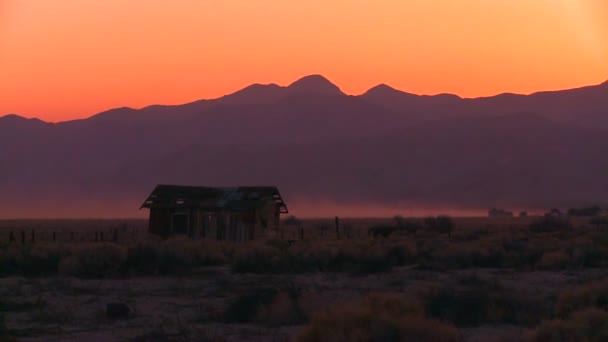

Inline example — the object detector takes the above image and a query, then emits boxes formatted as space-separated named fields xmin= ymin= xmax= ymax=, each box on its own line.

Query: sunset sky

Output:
xmin=1 ymin=0 xmax=607 ymax=122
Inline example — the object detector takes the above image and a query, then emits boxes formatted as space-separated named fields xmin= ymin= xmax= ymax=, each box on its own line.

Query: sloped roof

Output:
xmin=140 ymin=185 xmax=288 ymax=213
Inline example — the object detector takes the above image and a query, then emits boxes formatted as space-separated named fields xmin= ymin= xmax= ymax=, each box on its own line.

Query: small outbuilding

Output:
xmin=545 ymin=208 xmax=566 ymax=218
xmin=140 ymin=185 xmax=288 ymax=241
xmin=488 ymin=208 xmax=514 ymax=218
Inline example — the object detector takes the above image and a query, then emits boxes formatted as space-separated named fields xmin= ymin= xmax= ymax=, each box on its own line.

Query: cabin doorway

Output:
xmin=171 ymin=213 xmax=189 ymax=235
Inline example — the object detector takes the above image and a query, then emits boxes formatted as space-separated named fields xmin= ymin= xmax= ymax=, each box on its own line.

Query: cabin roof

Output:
xmin=140 ymin=184 xmax=288 ymax=213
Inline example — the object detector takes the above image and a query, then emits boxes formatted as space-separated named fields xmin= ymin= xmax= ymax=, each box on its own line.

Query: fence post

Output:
xmin=9 ymin=231 xmax=15 ymax=243
xmin=100 ymin=231 xmax=104 ymax=241
xmin=52 ymin=232 xmax=56 ymax=242
xmin=113 ymin=229 xmax=118 ymax=243
xmin=94 ymin=232 xmax=99 ymax=242
xmin=71 ymin=232 xmax=74 ymax=241
xmin=31 ymin=229 xmax=35 ymax=243
xmin=21 ymin=231 xmax=26 ymax=244
xmin=335 ymin=216 xmax=340 ymax=240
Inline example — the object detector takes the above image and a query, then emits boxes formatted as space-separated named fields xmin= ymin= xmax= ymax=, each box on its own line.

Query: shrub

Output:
xmin=394 ymin=216 xmax=424 ymax=235
xmin=58 ymin=243 xmax=126 ymax=278
xmin=489 ymin=208 xmax=514 ymax=217
xmin=525 ymin=308 xmax=608 ymax=342
xmin=568 ymin=206 xmax=602 ymax=217
xmin=123 ymin=238 xmax=230 ymax=275
xmin=231 ymin=244 xmax=283 ymax=273
xmin=590 ymin=216 xmax=608 ymax=228
xmin=0 ymin=244 xmax=66 ymax=277
xmin=223 ymin=288 xmax=278 ymax=323
xmin=159 ymin=238 xmax=227 ymax=273
xmin=0 ymin=311 xmax=16 ymax=342
xmin=536 ymin=250 xmax=571 ymax=270
xmin=255 ymin=289 xmax=310 ymax=326
xmin=124 ymin=242 xmax=162 ymax=275
xmin=231 ymin=240 xmax=415 ymax=274
xmin=368 ymin=225 xmax=395 ymax=238
xmin=424 ymin=276 xmax=546 ymax=327
xmin=424 ymin=216 xmax=454 ymax=236
xmin=556 ymin=281 xmax=608 ymax=318
xmin=530 ymin=216 xmax=572 ymax=233
xmin=420 ymin=241 xmax=511 ymax=270
xmin=296 ymin=293 xmax=460 ymax=342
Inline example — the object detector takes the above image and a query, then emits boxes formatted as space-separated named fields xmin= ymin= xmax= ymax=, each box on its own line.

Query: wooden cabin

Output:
xmin=140 ymin=185 xmax=288 ymax=241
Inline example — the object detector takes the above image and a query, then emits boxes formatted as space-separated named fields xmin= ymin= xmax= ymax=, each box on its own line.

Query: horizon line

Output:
xmin=2 ymin=74 xmax=607 ymax=124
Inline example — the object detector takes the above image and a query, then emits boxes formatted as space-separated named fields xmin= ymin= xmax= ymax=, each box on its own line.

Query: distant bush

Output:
xmin=590 ymin=216 xmax=608 ymax=228
xmin=418 ymin=239 xmax=539 ymax=270
xmin=368 ymin=225 xmax=395 ymax=238
xmin=231 ymin=240 xmax=414 ymax=274
xmin=296 ymin=292 xmax=461 ymax=342
xmin=489 ymin=208 xmax=514 ymax=217
xmin=394 ymin=216 xmax=424 ymax=235
xmin=525 ymin=308 xmax=608 ymax=342
xmin=568 ymin=206 xmax=602 ymax=217
xmin=529 ymin=216 xmax=572 ymax=233
xmin=284 ymin=215 xmax=303 ymax=226
xmin=424 ymin=216 xmax=454 ymax=236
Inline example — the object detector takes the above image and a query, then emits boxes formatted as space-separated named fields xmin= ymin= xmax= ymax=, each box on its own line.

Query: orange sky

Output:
xmin=1 ymin=0 xmax=607 ymax=122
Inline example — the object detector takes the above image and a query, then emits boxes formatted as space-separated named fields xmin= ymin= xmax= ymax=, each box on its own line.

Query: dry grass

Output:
xmin=296 ymin=292 xmax=461 ymax=342
xmin=2 ymin=216 xmax=608 ymax=278
xmin=556 ymin=280 xmax=608 ymax=318
xmin=525 ymin=308 xmax=608 ymax=342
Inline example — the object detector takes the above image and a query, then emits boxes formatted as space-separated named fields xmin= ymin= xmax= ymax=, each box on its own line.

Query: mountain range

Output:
xmin=2 ymin=75 xmax=608 ymax=218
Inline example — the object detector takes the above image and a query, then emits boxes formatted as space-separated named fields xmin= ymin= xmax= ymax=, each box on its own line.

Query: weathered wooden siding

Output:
xmin=254 ymin=199 xmax=281 ymax=239
xmin=149 ymin=208 xmax=171 ymax=239
xmin=148 ymin=199 xmax=282 ymax=241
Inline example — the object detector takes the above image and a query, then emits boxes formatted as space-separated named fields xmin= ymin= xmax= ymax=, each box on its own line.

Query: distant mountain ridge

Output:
xmin=1 ymin=75 xmax=607 ymax=218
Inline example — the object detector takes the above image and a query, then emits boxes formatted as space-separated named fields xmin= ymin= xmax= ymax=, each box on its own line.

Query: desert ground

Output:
xmin=1 ymin=216 xmax=608 ymax=341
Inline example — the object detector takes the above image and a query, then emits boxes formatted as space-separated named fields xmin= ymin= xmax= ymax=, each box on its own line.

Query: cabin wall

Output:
xmin=254 ymin=200 xmax=282 ymax=239
xmin=218 ymin=211 xmax=254 ymax=242
xmin=148 ymin=201 xmax=283 ymax=241
xmin=149 ymin=208 xmax=172 ymax=239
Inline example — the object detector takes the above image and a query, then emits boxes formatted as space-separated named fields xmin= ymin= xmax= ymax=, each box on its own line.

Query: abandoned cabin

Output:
xmin=140 ymin=185 xmax=288 ymax=241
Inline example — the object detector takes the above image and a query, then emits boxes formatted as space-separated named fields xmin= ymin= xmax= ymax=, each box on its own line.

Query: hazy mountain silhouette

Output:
xmin=1 ymin=75 xmax=607 ymax=217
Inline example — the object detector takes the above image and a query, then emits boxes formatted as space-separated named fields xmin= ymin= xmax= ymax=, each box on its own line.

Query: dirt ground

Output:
xmin=3 ymin=266 xmax=608 ymax=342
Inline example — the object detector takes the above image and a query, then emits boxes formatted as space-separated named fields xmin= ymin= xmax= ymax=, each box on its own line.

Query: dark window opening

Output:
xmin=172 ymin=214 xmax=189 ymax=235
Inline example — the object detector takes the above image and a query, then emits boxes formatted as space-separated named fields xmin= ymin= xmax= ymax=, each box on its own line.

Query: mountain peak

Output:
xmin=364 ymin=83 xmax=412 ymax=96
xmin=0 ymin=114 xmax=47 ymax=123
xmin=219 ymin=83 xmax=283 ymax=105
xmin=367 ymin=84 xmax=396 ymax=93
xmin=88 ymin=107 xmax=138 ymax=121
xmin=287 ymin=75 xmax=344 ymax=95
xmin=0 ymin=114 xmax=48 ymax=127
xmin=1 ymin=114 xmax=26 ymax=120
xmin=363 ymin=83 xmax=420 ymax=100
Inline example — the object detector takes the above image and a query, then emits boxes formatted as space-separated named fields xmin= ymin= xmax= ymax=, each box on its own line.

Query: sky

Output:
xmin=1 ymin=0 xmax=607 ymax=122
